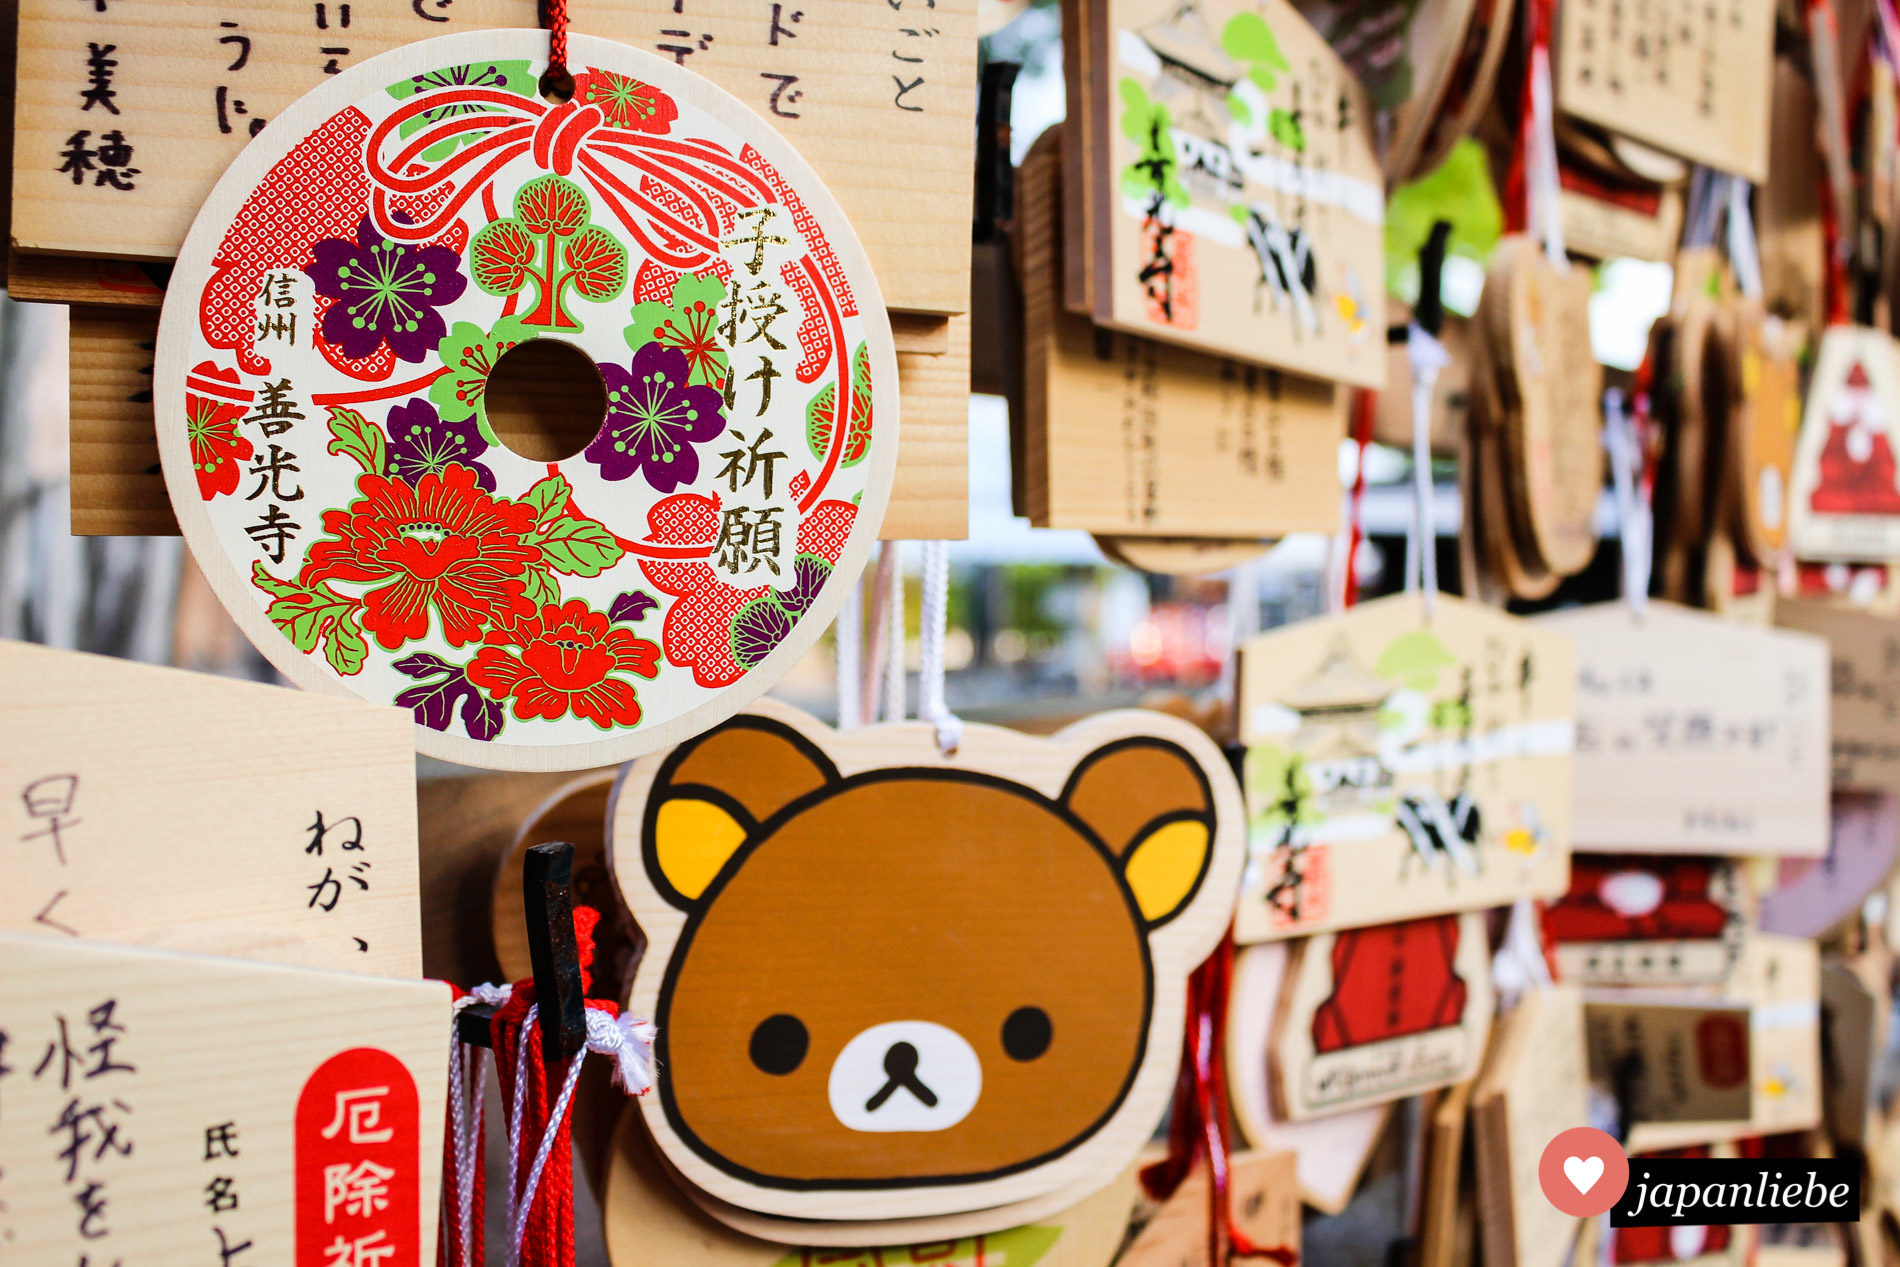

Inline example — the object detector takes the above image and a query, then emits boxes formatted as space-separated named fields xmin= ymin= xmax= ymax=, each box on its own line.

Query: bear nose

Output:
xmin=827 ymin=1021 xmax=981 ymax=1133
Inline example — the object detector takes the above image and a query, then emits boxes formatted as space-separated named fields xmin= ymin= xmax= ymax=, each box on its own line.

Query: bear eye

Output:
xmin=749 ymin=1014 xmax=809 ymax=1075
xmin=1002 ymin=1007 xmax=1052 ymax=1061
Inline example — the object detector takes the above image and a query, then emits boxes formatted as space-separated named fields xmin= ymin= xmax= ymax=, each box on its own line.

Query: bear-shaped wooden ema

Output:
xmin=609 ymin=699 xmax=1246 ymax=1230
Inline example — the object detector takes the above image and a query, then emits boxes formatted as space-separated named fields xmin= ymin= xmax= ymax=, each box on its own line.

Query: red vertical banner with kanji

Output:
xmin=297 ymin=1047 xmax=421 ymax=1266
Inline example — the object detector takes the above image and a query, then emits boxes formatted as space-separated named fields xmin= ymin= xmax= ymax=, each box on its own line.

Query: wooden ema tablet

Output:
xmin=1820 ymin=953 xmax=1887 ymax=1150
xmin=1758 ymin=792 xmax=1900 ymax=940
xmin=1775 ymin=599 xmax=1900 ymax=791
xmin=1617 ymin=936 xmax=1823 ymax=1154
xmin=1559 ymin=180 xmax=1684 ymax=265
xmin=491 ymin=769 xmax=620 ymax=985
xmin=1267 ymin=909 xmax=1494 ymax=1120
xmin=1539 ymin=601 xmax=1830 ymax=857
xmin=1472 ymin=986 xmax=1587 ymax=1267
xmin=1114 ymin=1149 xmax=1298 ymax=1267
xmin=0 ymin=930 xmax=448 ymax=1264
xmin=600 ymin=1106 xmax=1141 ymax=1267
xmin=0 ymin=638 xmax=423 ymax=976
xmin=1553 ymin=0 xmax=1774 ymax=181
xmin=1093 ymin=535 xmax=1272 ymax=576
xmin=1723 ymin=306 xmax=1802 ymax=567
xmin=1331 ymin=0 xmax=1475 ymax=185
xmin=1761 ymin=60 xmax=1826 ymax=334
xmin=11 ymin=0 xmax=976 ymax=318
xmin=1225 ymin=940 xmax=1390 ymax=1214
xmin=608 ymin=698 xmax=1245 ymax=1225
xmin=1481 ymin=236 xmax=1605 ymax=579
xmin=1402 ymin=0 xmax=1510 ymax=185
xmin=154 ymin=32 xmax=901 ymax=772
xmin=1074 ymin=0 xmax=1385 ymax=387
xmin=1015 ymin=130 xmax=1344 ymax=542
xmin=1465 ymin=327 xmax=1561 ymax=601
xmin=1546 ymin=855 xmax=1745 ymax=989
xmin=1417 ymin=1076 xmax=1475 ymax=1267
xmin=70 ymin=306 xmax=968 ymax=540
xmin=1234 ymin=592 xmax=1576 ymax=942
xmin=1789 ymin=326 xmax=1900 ymax=562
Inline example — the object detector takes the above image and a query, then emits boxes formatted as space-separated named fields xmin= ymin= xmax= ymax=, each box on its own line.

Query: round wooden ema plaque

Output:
xmin=156 ymin=31 xmax=899 ymax=770
xmin=1725 ymin=308 xmax=1802 ymax=565
xmin=1094 ymin=535 xmax=1272 ymax=575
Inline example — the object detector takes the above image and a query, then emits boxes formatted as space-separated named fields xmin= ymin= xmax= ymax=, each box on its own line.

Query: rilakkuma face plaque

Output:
xmin=609 ymin=700 xmax=1246 ymax=1224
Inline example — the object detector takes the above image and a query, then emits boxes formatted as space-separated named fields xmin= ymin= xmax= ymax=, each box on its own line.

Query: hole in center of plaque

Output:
xmin=484 ymin=337 xmax=608 ymax=464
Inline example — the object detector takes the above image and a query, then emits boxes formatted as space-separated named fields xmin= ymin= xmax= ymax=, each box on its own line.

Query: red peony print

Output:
xmin=302 ymin=465 xmax=539 ymax=649
xmin=186 ymin=393 xmax=254 ymax=499
xmin=467 ymin=599 xmax=661 ymax=728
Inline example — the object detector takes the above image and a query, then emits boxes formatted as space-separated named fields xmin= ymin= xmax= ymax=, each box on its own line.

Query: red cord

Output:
xmin=541 ymin=0 xmax=570 ymax=93
xmin=1141 ymin=933 xmax=1298 ymax=1266
xmin=1343 ymin=390 xmax=1376 ymax=609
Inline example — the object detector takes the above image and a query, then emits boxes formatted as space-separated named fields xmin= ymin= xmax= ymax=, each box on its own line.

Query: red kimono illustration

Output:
xmin=1311 ymin=914 xmax=1467 ymax=1052
xmin=1809 ymin=362 xmax=1900 ymax=514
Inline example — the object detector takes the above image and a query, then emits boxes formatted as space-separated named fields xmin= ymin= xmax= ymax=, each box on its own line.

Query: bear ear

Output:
xmin=644 ymin=716 xmax=838 ymax=909
xmin=1062 ymin=737 xmax=1216 ymax=929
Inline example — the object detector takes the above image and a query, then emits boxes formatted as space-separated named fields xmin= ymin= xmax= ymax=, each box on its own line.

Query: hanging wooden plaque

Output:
xmin=608 ymin=699 xmax=1245 ymax=1225
xmin=155 ymin=31 xmax=898 ymax=771
xmin=0 ymin=638 xmax=422 ymax=976
xmin=0 ymin=931 xmax=448 ymax=1264
xmin=1540 ymin=602 xmax=1830 ymax=857
xmin=1776 ymin=599 xmax=1900 ymax=791
xmin=1074 ymin=0 xmax=1385 ymax=386
xmin=1788 ymin=326 xmax=1900 ymax=563
xmin=1554 ymin=0 xmax=1775 ymax=181
xmin=1226 ymin=939 xmax=1391 ymax=1214
xmin=10 ymin=0 xmax=977 ymax=318
xmin=491 ymin=770 xmax=622 ymax=986
xmin=1268 ymin=910 xmax=1494 ymax=1120
xmin=600 ymin=1106 xmax=1141 ymax=1267
xmin=1016 ymin=129 xmax=1344 ymax=542
xmin=1235 ymin=593 xmax=1576 ymax=942
xmin=1473 ymin=986 xmax=1589 ymax=1267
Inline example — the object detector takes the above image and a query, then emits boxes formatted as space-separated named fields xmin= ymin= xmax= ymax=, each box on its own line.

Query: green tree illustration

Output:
xmin=470 ymin=174 xmax=628 ymax=331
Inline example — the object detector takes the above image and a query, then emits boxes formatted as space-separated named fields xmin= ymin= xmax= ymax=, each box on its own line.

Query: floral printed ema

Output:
xmin=158 ymin=32 xmax=895 ymax=764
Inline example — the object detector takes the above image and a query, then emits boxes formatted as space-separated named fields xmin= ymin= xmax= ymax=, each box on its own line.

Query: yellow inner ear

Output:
xmin=654 ymin=798 xmax=749 ymax=901
xmin=1124 ymin=819 xmax=1211 ymax=925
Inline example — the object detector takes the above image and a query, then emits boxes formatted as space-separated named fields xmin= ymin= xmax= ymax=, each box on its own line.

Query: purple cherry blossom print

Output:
xmin=584 ymin=341 xmax=726 ymax=490
xmin=385 ymin=398 xmax=495 ymax=490
xmin=308 ymin=216 xmax=468 ymax=363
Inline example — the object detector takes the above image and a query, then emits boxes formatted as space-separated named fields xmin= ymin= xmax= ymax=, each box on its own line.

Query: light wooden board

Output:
xmin=0 ymin=638 xmax=423 ymax=976
xmin=1788 ymin=326 xmax=1900 ymax=562
xmin=1269 ymin=910 xmax=1494 ymax=1121
xmin=1016 ymin=130 xmax=1343 ymax=540
xmin=490 ymin=770 xmax=618 ymax=985
xmin=1417 ymin=1075 xmax=1475 ymax=1267
xmin=1554 ymin=0 xmax=1774 ymax=181
xmin=70 ymin=305 xmax=967 ymax=540
xmin=1094 ymin=535 xmax=1271 ymax=575
xmin=1776 ymin=599 xmax=1900 ymax=791
xmin=608 ymin=698 xmax=1245 ymax=1224
xmin=600 ymin=1106 xmax=1141 ymax=1267
xmin=1819 ymin=953 xmax=1886 ymax=1149
xmin=1225 ymin=939 xmax=1389 ymax=1214
xmin=1540 ymin=601 xmax=1830 ymax=857
xmin=1076 ymin=0 xmax=1385 ymax=387
xmin=12 ymin=0 xmax=976 ymax=317
xmin=1599 ymin=935 xmax=1823 ymax=1153
xmin=1559 ymin=183 xmax=1684 ymax=265
xmin=0 ymin=931 xmax=448 ymax=1263
xmin=1114 ymin=1149 xmax=1300 ymax=1267
xmin=1472 ymin=986 xmax=1587 ymax=1267
xmin=1235 ymin=592 xmax=1576 ymax=942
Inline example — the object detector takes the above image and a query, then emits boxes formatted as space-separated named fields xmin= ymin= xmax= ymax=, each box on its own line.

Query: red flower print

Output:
xmin=302 ymin=465 xmax=539 ymax=649
xmin=186 ymin=393 xmax=254 ymax=499
xmin=575 ymin=69 xmax=678 ymax=134
xmin=467 ymin=599 xmax=661 ymax=728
